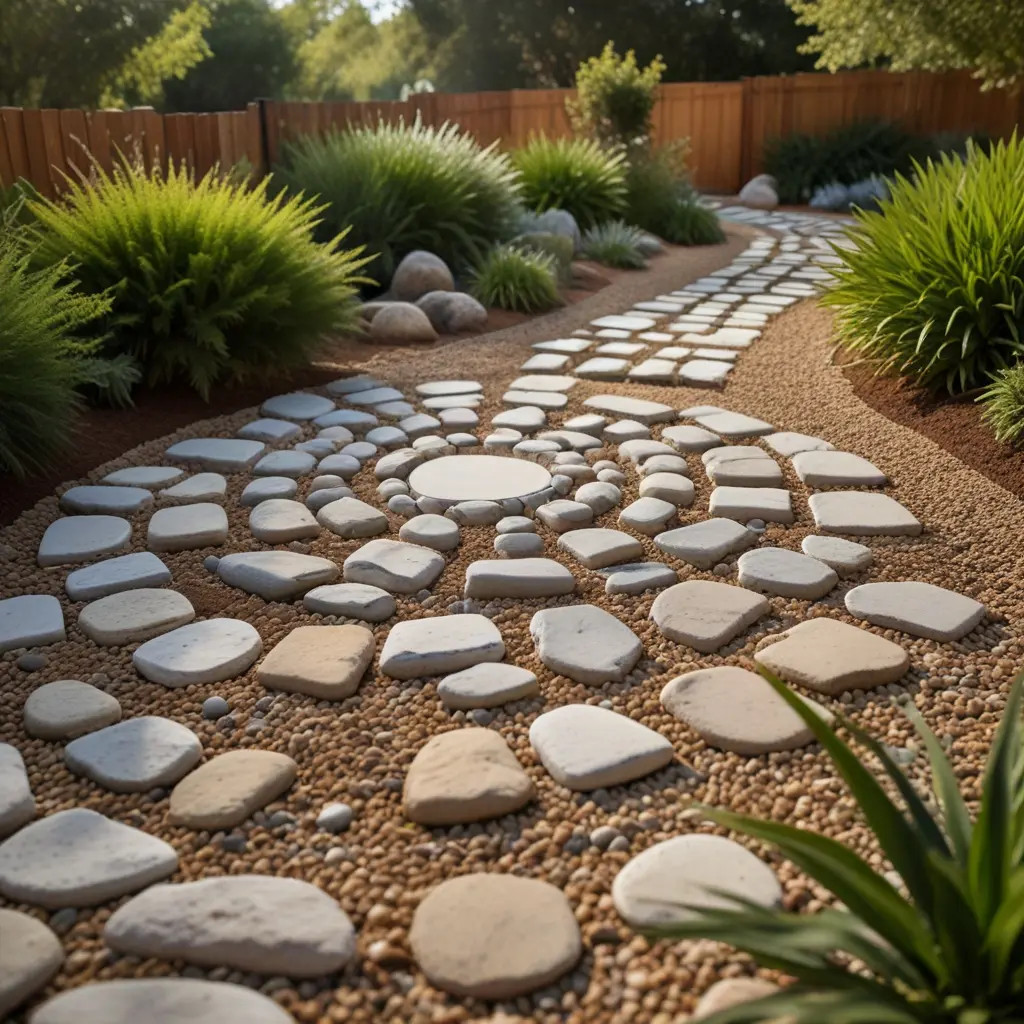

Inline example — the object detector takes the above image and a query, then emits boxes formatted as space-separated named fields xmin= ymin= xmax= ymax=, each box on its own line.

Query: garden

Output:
xmin=1 ymin=26 xmax=1023 ymax=1024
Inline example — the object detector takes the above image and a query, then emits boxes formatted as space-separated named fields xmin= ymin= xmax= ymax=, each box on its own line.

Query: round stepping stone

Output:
xmin=503 ymin=389 xmax=568 ymax=410
xmin=412 ymin=435 xmax=452 ymax=456
xmin=78 ymin=588 xmax=195 ymax=645
xmin=792 ymin=450 xmax=887 ymax=487
xmin=710 ymin=486 xmax=794 ymax=524
xmin=0 ymin=744 xmax=34 ymax=837
xmin=574 ymin=481 xmax=622 ymax=515
xmin=651 ymin=580 xmax=769 ymax=653
xmin=619 ymin=438 xmax=677 ymax=464
xmin=416 ymin=380 xmax=482 ymax=397
xmin=0 ymin=908 xmax=63 ymax=1016
xmin=216 ymin=551 xmax=339 ymax=600
xmin=23 ymin=680 xmax=121 ymax=740
xmin=530 ymin=704 xmax=672 ymax=790
xmin=316 ymin=408 xmax=377 ymax=431
xmin=531 ymin=605 xmax=642 ymax=684
xmin=492 ymin=406 xmax=546 ymax=432
xmin=105 ymin=875 xmax=356 ymax=976
xmin=612 ymin=834 xmax=781 ymax=928
xmin=754 ymin=617 xmax=910 ymax=694
xmin=495 ymin=533 xmax=544 ymax=557
xmin=496 ymin=515 xmax=535 ymax=534
xmin=237 ymin=417 xmax=302 ymax=442
xmin=639 ymin=473 xmax=696 ymax=506
xmin=410 ymin=874 xmax=581 ymax=999
xmin=169 ymin=750 xmax=297 ymax=829
xmin=464 ymin=558 xmax=575 ymax=598
xmin=0 ymin=595 xmax=65 ymax=653
xmin=844 ymin=582 xmax=984 ymax=641
xmin=662 ymin=425 xmax=722 ymax=452
xmin=661 ymin=666 xmax=831 ymax=754
xmin=37 ymin=516 xmax=131 ymax=567
xmin=257 ymin=624 xmax=374 ymax=699
xmin=340 ymin=440 xmax=377 ymax=462
xmin=307 ymin=486 xmax=355 ymax=512
xmin=366 ymin=425 xmax=408 ymax=447
xmin=801 ymin=534 xmax=872 ymax=574
xmin=374 ymin=448 xmax=423 ymax=480
xmin=160 ymin=473 xmax=227 ymax=502
xmin=508 ymin=374 xmax=577 ymax=393
xmin=437 ymin=663 xmax=539 ymax=709
xmin=261 ymin=392 xmax=334 ymax=420
xmin=166 ymin=438 xmax=265 ymax=472
xmin=619 ymin=496 xmax=676 ymax=536
xmin=737 ymin=547 xmax=838 ymax=599
xmin=0 ymin=808 xmax=177 ymax=908
xmin=65 ymin=716 xmax=202 ymax=793
xmin=639 ymin=454 xmax=691 ymax=477
xmin=343 ymin=539 xmax=444 ymax=594
xmin=380 ymin=614 xmax=504 ymax=680
xmin=603 ymin=561 xmax=677 ymax=595
xmin=253 ymin=449 xmax=316 ymax=478
xmin=240 ymin=477 xmax=298 ymax=506
xmin=763 ymin=431 xmax=833 ymax=456
xmin=693 ymin=979 xmax=781 ymax=1020
xmin=249 ymin=499 xmax=320 ymax=543
xmin=316 ymin=496 xmax=388 ymax=539
xmin=147 ymin=504 xmax=228 ymax=552
xmin=65 ymin=552 xmax=171 ymax=602
xmin=423 ymin=392 xmax=483 ymax=410
xmin=447 ymin=500 xmax=503 ymax=526
xmin=584 ymin=394 xmax=675 ymax=424
xmin=536 ymin=499 xmax=594 ymax=533
xmin=538 ymin=429 xmax=603 ymax=452
xmin=399 ymin=513 xmax=460 ymax=551
xmin=328 ymin=374 xmax=382 ymax=395
xmin=345 ymin=385 xmax=405 ymax=406
xmin=103 ymin=466 xmax=184 ymax=488
xmin=302 ymin=583 xmax=396 ymax=622
xmin=60 ymin=485 xmax=153 ymax=515
xmin=438 ymin=407 xmax=478 ymax=429
xmin=557 ymin=528 xmax=643 ymax=570
xmin=404 ymin=730 xmax=533 ymax=825
xmin=808 ymin=491 xmax=921 ymax=536
xmin=654 ymin=518 xmax=756 ymax=569
xmin=30 ymin=980 xmax=294 ymax=1024
xmin=408 ymin=454 xmax=550 ymax=506
xmin=133 ymin=619 xmax=262 ymax=687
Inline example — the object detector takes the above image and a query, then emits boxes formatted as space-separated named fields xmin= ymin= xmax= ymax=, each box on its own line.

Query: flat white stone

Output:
xmin=680 ymin=359 xmax=733 ymax=385
xmin=415 ymin=380 xmax=482 ymax=397
xmin=65 ymin=716 xmax=202 ymax=792
xmin=689 ymin=348 xmax=738 ymax=362
xmin=612 ymin=834 xmax=781 ymax=928
xmin=316 ymin=496 xmax=388 ymax=538
xmin=0 ymin=907 xmax=63 ymax=1016
xmin=793 ymin=450 xmax=887 ymax=487
xmin=38 ymin=516 xmax=131 ymax=566
xmin=216 ymin=551 xmax=339 ymax=600
xmin=343 ymin=539 xmax=445 ymax=593
xmin=0 ymin=744 xmax=35 ymax=837
xmin=399 ymin=413 xmax=442 ymax=439
xmin=409 ymin=454 xmax=550 ymax=504
xmin=23 ymin=680 xmax=122 ymax=739
xmin=629 ymin=358 xmax=677 ymax=383
xmin=302 ymin=582 xmax=396 ymax=621
xmin=602 ymin=562 xmax=677 ymax=594
xmin=533 ymin=338 xmax=591 ymax=354
xmin=464 ymin=558 xmax=575 ymax=598
xmin=492 ymin=406 xmax=546 ymax=431
xmin=261 ymin=392 xmax=334 ymax=420
xmin=64 ymin=552 xmax=169 ymax=602
xmin=237 ymin=418 xmax=302 ymax=442
xmin=78 ymin=589 xmax=195 ymax=645
xmin=375 ymin=448 xmax=423 ymax=480
xmin=537 ymin=429 xmax=602 ymax=452
xmin=0 ymin=595 xmax=65 ymax=653
xmin=381 ymin=614 xmax=504 ymax=679
xmin=576 ymin=357 xmax=630 ymax=380
xmin=583 ymin=394 xmax=675 ymax=424
xmin=437 ymin=663 xmax=539 ymax=709
xmin=536 ymin=499 xmax=594 ymax=533
xmin=737 ymin=547 xmax=838 ymax=599
xmin=809 ymin=491 xmax=921 ymax=535
xmin=692 ymin=411 xmax=774 ymax=436
xmin=159 ymin=473 xmax=227 ymax=502
xmin=507 ymin=374 xmax=577 ymax=393
xmin=494 ymin=533 xmax=544 ymax=557
xmin=253 ymin=449 xmax=316 ymax=478
xmin=166 ymin=438 xmax=265 ymax=472
xmin=591 ymin=314 xmax=656 ymax=330
xmin=639 ymin=454 xmax=690 ymax=476
xmin=399 ymin=514 xmax=460 ymax=551
xmin=639 ymin=473 xmax=696 ymax=505
xmin=29 ymin=979 xmax=293 ymax=1024
xmin=148 ymin=503 xmax=228 ymax=552
xmin=328 ymin=375 xmax=383 ymax=396
xmin=521 ymin=353 xmax=570 ymax=373
xmin=655 ymin=346 xmax=692 ymax=359
xmin=503 ymin=389 xmax=568 ymax=410
xmin=244 ymin=498 xmax=317 ymax=543
xmin=619 ymin=497 xmax=676 ymax=536
xmin=315 ymin=408 xmax=378 ymax=431
xmin=239 ymin=477 xmax=298 ymax=506
xmin=654 ymin=518 xmax=755 ymax=568
xmin=339 ymin=440 xmax=377 ymax=462
xmin=366 ymin=425 xmax=409 ymax=447
xmin=708 ymin=457 xmax=783 ymax=487
xmin=651 ymin=580 xmax=769 ymax=652
xmin=563 ymin=413 xmax=606 ymax=435
xmin=133 ymin=619 xmax=262 ymax=687
xmin=103 ymin=466 xmax=184 ymax=488
xmin=558 ymin=528 xmax=643 ymax=569
xmin=662 ymin=425 xmax=723 ymax=452
xmin=60 ymin=485 xmax=153 ymax=515
xmin=801 ymin=535 xmax=872 ymax=574
xmin=447 ymin=500 xmax=504 ymax=525
xmin=530 ymin=704 xmax=672 ymax=790
xmin=619 ymin=439 xmax=678 ymax=464
xmin=345 ymin=386 xmax=405 ymax=406
xmin=603 ymin=420 xmax=650 ymax=443
xmin=684 ymin=328 xmax=759 ymax=348
xmin=422 ymin=393 xmax=482 ymax=410
xmin=530 ymin=605 xmax=642 ymax=684
xmin=0 ymin=808 xmax=177 ymax=908
xmin=710 ymin=486 xmax=794 ymax=524
xmin=763 ymin=431 xmax=833 ymax=456
xmin=845 ymin=582 xmax=985 ymax=641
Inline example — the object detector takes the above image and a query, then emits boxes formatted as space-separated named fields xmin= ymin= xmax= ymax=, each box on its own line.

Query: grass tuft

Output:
xmin=979 ymin=364 xmax=1024 ymax=444
xmin=469 ymin=244 xmax=561 ymax=313
xmin=580 ymin=220 xmax=647 ymax=269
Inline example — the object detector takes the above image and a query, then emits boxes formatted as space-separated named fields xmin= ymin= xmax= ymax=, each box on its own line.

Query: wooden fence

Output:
xmin=2 ymin=70 xmax=1022 ymax=199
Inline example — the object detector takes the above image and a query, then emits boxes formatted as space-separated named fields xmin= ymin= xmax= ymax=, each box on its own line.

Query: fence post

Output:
xmin=255 ymin=98 xmax=272 ymax=176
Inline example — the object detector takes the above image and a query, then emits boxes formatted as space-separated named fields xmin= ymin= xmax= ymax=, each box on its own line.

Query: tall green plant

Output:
xmin=825 ymin=137 xmax=1024 ymax=394
xmin=651 ymin=669 xmax=1024 ymax=1024
xmin=469 ymin=244 xmax=560 ymax=313
xmin=979 ymin=365 xmax=1024 ymax=445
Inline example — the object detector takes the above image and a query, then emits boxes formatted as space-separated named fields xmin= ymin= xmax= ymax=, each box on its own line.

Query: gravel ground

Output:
xmin=1 ymin=222 xmax=1022 ymax=1024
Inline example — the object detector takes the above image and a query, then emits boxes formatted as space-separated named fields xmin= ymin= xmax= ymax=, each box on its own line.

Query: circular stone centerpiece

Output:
xmin=408 ymin=455 xmax=550 ymax=505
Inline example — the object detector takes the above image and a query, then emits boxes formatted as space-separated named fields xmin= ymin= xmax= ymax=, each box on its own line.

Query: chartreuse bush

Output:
xmin=30 ymin=161 xmax=370 ymax=399
xmin=581 ymin=220 xmax=647 ymax=269
xmin=469 ymin=244 xmax=560 ymax=314
xmin=280 ymin=119 xmax=521 ymax=282
xmin=512 ymin=136 xmax=627 ymax=229
xmin=825 ymin=137 xmax=1024 ymax=394
xmin=979 ymin=365 xmax=1024 ymax=445
xmin=653 ymin=668 xmax=1024 ymax=1024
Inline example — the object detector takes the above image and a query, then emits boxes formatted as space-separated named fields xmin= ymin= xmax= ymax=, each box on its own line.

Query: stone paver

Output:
xmin=707 ymin=456 xmax=783 ymax=487
xmin=536 ymin=499 xmax=594 ymax=533
xmin=249 ymin=499 xmax=320 ymax=543
xmin=737 ymin=547 xmax=838 ymax=599
xmin=639 ymin=473 xmax=696 ymax=505
xmin=316 ymin=496 xmax=389 ymax=538
xmin=343 ymin=539 xmax=445 ymax=593
xmin=0 ymin=908 xmax=63 ymax=1017
xmin=410 ymin=453 xmax=551 ymax=505
xmin=169 ymin=750 xmax=297 ymax=829
xmin=845 ymin=582 xmax=985 ymax=641
xmin=793 ymin=450 xmax=887 ymax=487
xmin=531 ymin=605 xmax=642 ymax=684
xmin=0 ymin=595 xmax=65 ymax=652
xmin=619 ymin=497 xmax=676 ymax=536
xmin=148 ymin=504 xmax=228 ymax=552
xmin=437 ymin=663 xmax=540 ymax=709
xmin=582 ymin=394 xmax=675 ymax=424
xmin=655 ymin=518 xmax=756 ymax=569
xmin=691 ymin=410 xmax=773 ymax=436
xmin=464 ymin=558 xmax=575 ymax=598
xmin=409 ymin=874 xmax=581 ymax=998
xmin=262 ymin=392 xmax=335 ymax=420
xmin=801 ymin=534 xmax=872 ymax=574
xmin=763 ymin=431 xmax=833 ymax=456
xmin=65 ymin=551 xmax=171 ymax=601
xmin=105 ymin=875 xmax=356 ymax=976
xmin=602 ymin=562 xmax=678 ymax=595
xmin=530 ymin=704 xmax=672 ymax=790
xmin=23 ymin=680 xmax=122 ymax=739
xmin=237 ymin=418 xmax=302 ymax=442
xmin=134 ymin=619 xmax=262 ymax=687
xmin=380 ymin=614 xmax=504 ymax=679
xmin=494 ymin=533 xmax=545 ymax=557
xmin=38 ymin=515 xmax=131 ymax=566
xmin=399 ymin=514 xmax=460 ymax=551
xmin=710 ymin=486 xmax=794 ymax=524
xmin=165 ymin=438 xmax=265 ymax=472
xmin=103 ymin=466 xmax=184 ymax=488
xmin=662 ymin=425 xmax=722 ymax=453
xmin=216 ymin=551 xmax=339 ymax=600
xmin=160 ymin=473 xmax=228 ymax=502
xmin=302 ymin=582 xmax=396 ymax=621
xmin=651 ymin=581 xmax=768 ymax=652
xmin=258 ymin=624 xmax=375 ymax=699
xmin=809 ymin=491 xmax=921 ymax=535
xmin=557 ymin=528 xmax=643 ymax=570
xmin=240 ymin=477 xmax=298 ymax=506
xmin=78 ymin=589 xmax=195 ymax=645
xmin=60 ymin=485 xmax=153 ymax=515
xmin=0 ymin=744 xmax=35 ymax=837
xmin=574 ymin=481 xmax=622 ymax=515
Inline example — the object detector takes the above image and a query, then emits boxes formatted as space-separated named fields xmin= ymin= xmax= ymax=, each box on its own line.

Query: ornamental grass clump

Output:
xmin=979 ymin=364 xmax=1024 ymax=445
xmin=30 ymin=160 xmax=370 ymax=399
xmin=469 ymin=244 xmax=560 ymax=314
xmin=825 ymin=136 xmax=1024 ymax=394
xmin=280 ymin=119 xmax=521 ymax=282
xmin=652 ymin=669 xmax=1024 ymax=1024
xmin=580 ymin=220 xmax=647 ymax=269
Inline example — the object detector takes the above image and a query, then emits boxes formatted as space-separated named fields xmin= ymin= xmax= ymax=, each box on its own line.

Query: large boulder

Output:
xmin=416 ymin=291 xmax=488 ymax=334
xmin=391 ymin=251 xmax=454 ymax=302
xmin=369 ymin=302 xmax=438 ymax=344
xmin=519 ymin=209 xmax=581 ymax=252
xmin=738 ymin=174 xmax=779 ymax=210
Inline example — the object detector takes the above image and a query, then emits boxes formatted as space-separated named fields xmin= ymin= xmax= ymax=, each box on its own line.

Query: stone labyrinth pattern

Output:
xmin=0 ymin=207 xmax=996 ymax=1022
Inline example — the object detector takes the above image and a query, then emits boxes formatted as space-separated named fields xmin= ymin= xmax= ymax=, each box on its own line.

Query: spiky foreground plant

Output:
xmin=469 ymin=244 xmax=560 ymax=313
xmin=580 ymin=219 xmax=648 ymax=269
xmin=653 ymin=670 xmax=1024 ymax=1024
xmin=979 ymin=364 xmax=1024 ymax=445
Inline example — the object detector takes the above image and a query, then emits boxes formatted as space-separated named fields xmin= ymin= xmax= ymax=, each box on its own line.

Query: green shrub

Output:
xmin=279 ymin=119 xmax=521 ymax=283
xmin=512 ymin=136 xmax=627 ymax=230
xmin=469 ymin=244 xmax=560 ymax=313
xmin=653 ymin=669 xmax=1024 ymax=1024
xmin=0 ymin=179 xmax=40 ymax=231
xmin=510 ymin=232 xmax=575 ymax=281
xmin=30 ymin=161 xmax=370 ymax=400
xmin=663 ymin=198 xmax=725 ymax=246
xmin=568 ymin=42 xmax=665 ymax=150
xmin=825 ymin=137 xmax=1024 ymax=394
xmin=979 ymin=364 xmax=1024 ymax=444
xmin=580 ymin=220 xmax=647 ymax=269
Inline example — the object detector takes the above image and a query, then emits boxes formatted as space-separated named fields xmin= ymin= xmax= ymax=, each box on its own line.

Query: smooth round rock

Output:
xmin=801 ymin=534 xmax=872 ymax=575
xmin=408 ymin=454 xmax=550 ymax=504
xmin=437 ymin=663 xmax=539 ymax=709
xmin=693 ymin=979 xmax=781 ymax=1020
xmin=23 ymin=680 xmax=122 ymax=739
xmin=302 ymin=583 xmax=396 ymax=622
xmin=737 ymin=547 xmax=839 ymax=599
xmin=240 ymin=477 xmax=297 ymax=507
xmin=250 ymin=500 xmax=320 ymax=543
xmin=78 ymin=589 xmax=195 ymax=646
xmin=261 ymin=392 xmax=335 ymax=421
xmin=37 ymin=516 xmax=131 ymax=567
xmin=59 ymin=485 xmax=153 ymax=515
xmin=133 ymin=619 xmax=262 ymax=687
xmin=495 ymin=533 xmax=544 ymax=557
xmin=409 ymin=874 xmax=582 ymax=999
xmin=399 ymin=514 xmax=460 ymax=551
xmin=0 ymin=908 xmax=64 ymax=1017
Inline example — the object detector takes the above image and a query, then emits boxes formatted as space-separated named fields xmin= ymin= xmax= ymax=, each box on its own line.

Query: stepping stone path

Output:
xmin=845 ymin=582 xmax=985 ymax=641
xmin=801 ymin=534 xmax=872 ymax=574
xmin=437 ymin=663 xmax=539 ymax=709
xmin=65 ymin=551 xmax=171 ymax=600
xmin=557 ymin=528 xmax=643 ymax=569
xmin=403 ymin=729 xmax=534 ymax=825
xmin=409 ymin=874 xmax=581 ymax=998
xmin=60 ymin=485 xmax=153 ymax=514
xmin=809 ymin=491 xmax=921 ymax=535
xmin=380 ymin=614 xmax=504 ymax=679
xmin=0 ymin=908 xmax=64 ymax=1016
xmin=531 ymin=605 xmax=642 ymax=684
xmin=737 ymin=547 xmax=838 ymax=599
xmin=38 ymin=515 xmax=131 ymax=566
xmin=134 ymin=619 xmax=262 ymax=687
xmin=216 ymin=551 xmax=339 ymax=600
xmin=651 ymin=581 xmax=768 ymax=653
xmin=258 ymin=624 xmax=375 ymax=699
xmin=250 ymin=499 xmax=320 ymax=543
xmin=78 ymin=588 xmax=195 ymax=645
xmin=166 ymin=438 xmax=265 ymax=471
xmin=0 ymin=595 xmax=65 ymax=652
xmin=105 ymin=875 xmax=356 ymax=975
xmin=0 ymin=743 xmax=35 ymax=836
xmin=23 ymin=680 xmax=122 ymax=739
xmin=148 ymin=503 xmax=228 ymax=551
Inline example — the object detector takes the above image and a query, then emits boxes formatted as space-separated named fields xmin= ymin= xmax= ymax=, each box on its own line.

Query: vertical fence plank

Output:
xmin=21 ymin=109 xmax=54 ymax=197
xmin=1 ymin=108 xmax=31 ymax=185
xmin=58 ymin=108 xmax=90 ymax=183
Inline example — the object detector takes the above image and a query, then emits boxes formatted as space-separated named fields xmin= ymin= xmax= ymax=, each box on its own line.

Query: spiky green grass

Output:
xmin=979 ymin=364 xmax=1024 ymax=444
xmin=469 ymin=244 xmax=560 ymax=313
xmin=580 ymin=220 xmax=647 ymax=269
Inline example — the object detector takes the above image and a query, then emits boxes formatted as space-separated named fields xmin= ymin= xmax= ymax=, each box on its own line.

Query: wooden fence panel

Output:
xmin=1 ymin=108 xmax=30 ymax=184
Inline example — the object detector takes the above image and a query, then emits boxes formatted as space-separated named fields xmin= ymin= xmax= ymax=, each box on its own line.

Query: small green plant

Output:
xmin=568 ymin=42 xmax=665 ymax=150
xmin=580 ymin=220 xmax=647 ymax=269
xmin=825 ymin=137 xmax=1024 ymax=394
xmin=30 ymin=160 xmax=371 ymax=399
xmin=512 ymin=136 xmax=627 ymax=230
xmin=510 ymin=231 xmax=575 ymax=281
xmin=979 ymin=364 xmax=1024 ymax=445
xmin=0 ymin=179 xmax=40 ymax=230
xmin=469 ymin=244 xmax=560 ymax=313
xmin=652 ymin=669 xmax=1024 ymax=1024
xmin=279 ymin=119 xmax=521 ymax=282
xmin=663 ymin=197 xmax=726 ymax=246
